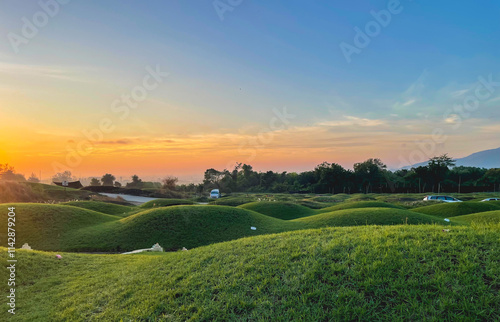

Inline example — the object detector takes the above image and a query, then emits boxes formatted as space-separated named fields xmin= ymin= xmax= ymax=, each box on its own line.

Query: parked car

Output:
xmin=481 ymin=198 xmax=500 ymax=202
xmin=423 ymin=195 xmax=462 ymax=203
xmin=210 ymin=189 xmax=221 ymax=199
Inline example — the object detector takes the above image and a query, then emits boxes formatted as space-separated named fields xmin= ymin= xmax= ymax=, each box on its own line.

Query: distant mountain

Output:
xmin=401 ymin=147 xmax=500 ymax=169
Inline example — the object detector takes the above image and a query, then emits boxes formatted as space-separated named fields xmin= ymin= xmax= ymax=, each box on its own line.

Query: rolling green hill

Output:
xmin=451 ymin=210 xmax=500 ymax=224
xmin=0 ymin=203 xmax=119 ymax=250
xmin=209 ymin=196 xmax=256 ymax=206
xmin=317 ymin=201 xmax=405 ymax=213
xmin=2 ymin=224 xmax=498 ymax=321
xmin=295 ymin=208 xmax=442 ymax=227
xmin=62 ymin=201 xmax=135 ymax=216
xmin=140 ymin=198 xmax=195 ymax=209
xmin=238 ymin=201 xmax=317 ymax=220
xmin=413 ymin=202 xmax=500 ymax=217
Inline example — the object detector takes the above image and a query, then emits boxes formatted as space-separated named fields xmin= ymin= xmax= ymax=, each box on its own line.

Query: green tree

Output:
xmin=27 ymin=173 xmax=40 ymax=183
xmin=427 ymin=154 xmax=455 ymax=192
xmin=90 ymin=178 xmax=101 ymax=186
xmin=101 ymin=173 xmax=116 ymax=186
xmin=52 ymin=170 xmax=74 ymax=182
xmin=162 ymin=176 xmax=179 ymax=190
xmin=353 ymin=158 xmax=387 ymax=193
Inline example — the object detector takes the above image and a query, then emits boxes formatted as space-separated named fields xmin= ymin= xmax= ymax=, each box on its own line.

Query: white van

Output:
xmin=210 ymin=189 xmax=221 ymax=199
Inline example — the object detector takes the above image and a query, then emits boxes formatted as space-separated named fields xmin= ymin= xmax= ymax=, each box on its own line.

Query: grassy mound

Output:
xmin=62 ymin=201 xmax=135 ymax=216
xmin=140 ymin=198 xmax=194 ymax=208
xmin=452 ymin=210 xmax=500 ymax=224
xmin=238 ymin=201 xmax=316 ymax=220
xmin=209 ymin=196 xmax=255 ymax=206
xmin=413 ymin=201 xmax=500 ymax=217
xmin=318 ymin=201 xmax=405 ymax=213
xmin=0 ymin=203 xmax=119 ymax=250
xmin=73 ymin=206 xmax=295 ymax=252
xmin=0 ymin=182 xmax=91 ymax=203
xmin=2 ymin=225 xmax=498 ymax=321
xmin=296 ymin=208 xmax=441 ymax=227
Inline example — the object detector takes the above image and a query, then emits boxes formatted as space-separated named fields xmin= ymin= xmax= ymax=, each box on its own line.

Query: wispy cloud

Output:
xmin=0 ymin=62 xmax=93 ymax=83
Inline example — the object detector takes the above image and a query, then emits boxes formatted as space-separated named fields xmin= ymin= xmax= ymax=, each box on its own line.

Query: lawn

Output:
xmin=1 ymin=224 xmax=498 ymax=320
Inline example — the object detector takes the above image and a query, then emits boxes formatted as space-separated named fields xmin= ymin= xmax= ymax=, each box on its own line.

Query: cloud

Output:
xmin=0 ymin=61 xmax=93 ymax=83
xmin=98 ymin=139 xmax=133 ymax=145
xmin=444 ymin=114 xmax=460 ymax=125
xmin=401 ymin=99 xmax=416 ymax=107
xmin=318 ymin=115 xmax=386 ymax=127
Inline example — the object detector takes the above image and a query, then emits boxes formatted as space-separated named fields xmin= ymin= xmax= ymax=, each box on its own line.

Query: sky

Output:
xmin=1 ymin=0 xmax=499 ymax=183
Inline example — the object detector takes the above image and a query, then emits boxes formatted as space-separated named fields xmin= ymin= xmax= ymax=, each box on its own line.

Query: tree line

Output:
xmin=200 ymin=155 xmax=500 ymax=194
xmin=2 ymin=154 xmax=499 ymax=194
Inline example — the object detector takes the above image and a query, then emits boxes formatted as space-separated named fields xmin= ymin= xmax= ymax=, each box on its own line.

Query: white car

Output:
xmin=210 ymin=189 xmax=221 ymax=199
xmin=481 ymin=198 xmax=500 ymax=202
xmin=423 ymin=195 xmax=462 ymax=203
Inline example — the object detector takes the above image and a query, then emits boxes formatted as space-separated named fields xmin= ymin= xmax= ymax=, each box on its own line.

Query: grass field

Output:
xmin=413 ymin=201 xmax=500 ymax=217
xmin=1 ymin=193 xmax=499 ymax=320
xmin=3 ymin=200 xmax=471 ymax=252
xmin=1 ymin=224 xmax=498 ymax=320
xmin=238 ymin=201 xmax=317 ymax=220
xmin=62 ymin=201 xmax=135 ymax=216
xmin=452 ymin=210 xmax=500 ymax=224
xmin=296 ymin=207 xmax=444 ymax=227
xmin=140 ymin=198 xmax=195 ymax=209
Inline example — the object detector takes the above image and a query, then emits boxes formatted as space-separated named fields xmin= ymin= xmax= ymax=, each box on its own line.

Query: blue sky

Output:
xmin=1 ymin=0 xmax=499 ymax=179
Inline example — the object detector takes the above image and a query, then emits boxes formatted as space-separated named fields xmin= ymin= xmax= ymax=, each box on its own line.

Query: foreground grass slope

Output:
xmin=62 ymin=201 xmax=135 ymax=216
xmin=238 ymin=201 xmax=317 ymax=220
xmin=1 ymin=225 xmax=498 ymax=321
xmin=413 ymin=201 xmax=500 ymax=217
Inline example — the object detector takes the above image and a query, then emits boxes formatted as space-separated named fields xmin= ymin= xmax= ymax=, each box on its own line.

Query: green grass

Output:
xmin=0 ymin=203 xmax=119 ymax=250
xmin=317 ymin=201 xmax=405 ymax=213
xmin=1 ymin=224 xmax=498 ymax=321
xmin=452 ymin=210 xmax=500 ymax=224
xmin=89 ymin=206 xmax=294 ymax=251
xmin=1 ymin=203 xmax=456 ymax=253
xmin=295 ymin=208 xmax=443 ymax=227
xmin=140 ymin=198 xmax=195 ymax=209
xmin=0 ymin=182 xmax=92 ymax=203
xmin=209 ymin=196 xmax=256 ymax=206
xmin=238 ymin=201 xmax=317 ymax=220
xmin=62 ymin=201 xmax=135 ymax=216
xmin=413 ymin=201 xmax=500 ymax=218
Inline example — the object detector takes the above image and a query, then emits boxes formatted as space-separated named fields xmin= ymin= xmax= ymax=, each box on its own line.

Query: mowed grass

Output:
xmin=0 ymin=204 xmax=446 ymax=252
xmin=140 ymin=198 xmax=195 ymax=209
xmin=238 ymin=201 xmax=317 ymax=220
xmin=295 ymin=208 xmax=444 ymax=228
xmin=317 ymin=201 xmax=405 ymax=213
xmin=62 ymin=201 xmax=135 ymax=217
xmin=0 ymin=203 xmax=119 ymax=250
xmin=210 ymin=196 xmax=256 ymax=206
xmin=1 ymin=224 xmax=498 ymax=321
xmin=85 ymin=206 xmax=296 ymax=251
xmin=452 ymin=210 xmax=500 ymax=224
xmin=413 ymin=201 xmax=500 ymax=218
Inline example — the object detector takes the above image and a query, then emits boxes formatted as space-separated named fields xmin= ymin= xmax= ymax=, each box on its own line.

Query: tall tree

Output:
xmin=101 ymin=173 xmax=116 ymax=186
xmin=427 ymin=154 xmax=455 ymax=192
xmin=162 ymin=176 xmax=179 ymax=190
